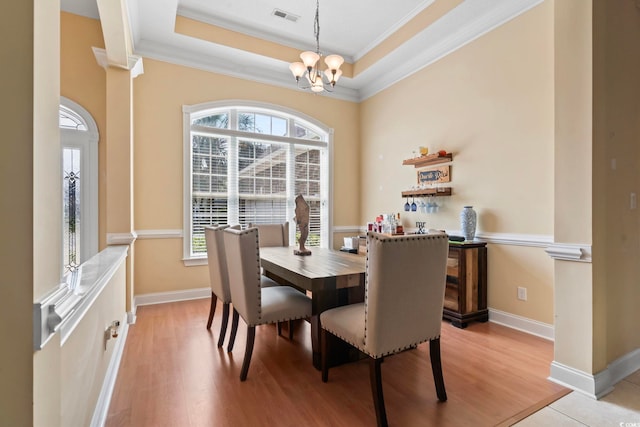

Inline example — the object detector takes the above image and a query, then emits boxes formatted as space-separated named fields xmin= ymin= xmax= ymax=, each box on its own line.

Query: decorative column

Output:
xmin=547 ymin=0 xmax=604 ymax=398
xmin=94 ymin=48 xmax=143 ymax=324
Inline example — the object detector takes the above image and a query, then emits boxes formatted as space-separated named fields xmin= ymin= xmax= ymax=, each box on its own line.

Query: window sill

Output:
xmin=183 ymin=256 xmax=207 ymax=267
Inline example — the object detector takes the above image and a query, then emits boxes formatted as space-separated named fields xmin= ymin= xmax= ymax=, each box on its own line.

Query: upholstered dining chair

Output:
xmin=249 ymin=221 xmax=289 ymax=247
xmin=320 ymin=232 xmax=450 ymax=427
xmin=205 ymin=224 xmax=276 ymax=347
xmin=250 ymin=221 xmax=293 ymax=336
xmin=204 ymin=225 xmax=238 ymax=347
xmin=223 ymin=227 xmax=312 ymax=381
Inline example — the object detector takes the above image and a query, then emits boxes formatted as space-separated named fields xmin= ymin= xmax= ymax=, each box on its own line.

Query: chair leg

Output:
xmin=369 ymin=357 xmax=388 ymax=427
xmin=227 ymin=308 xmax=240 ymax=353
xmin=288 ymin=319 xmax=294 ymax=340
xmin=321 ymin=328 xmax=329 ymax=382
xmin=206 ymin=292 xmax=217 ymax=330
xmin=277 ymin=322 xmax=282 ymax=336
xmin=240 ymin=326 xmax=256 ymax=381
xmin=429 ymin=337 xmax=448 ymax=402
xmin=217 ymin=302 xmax=230 ymax=348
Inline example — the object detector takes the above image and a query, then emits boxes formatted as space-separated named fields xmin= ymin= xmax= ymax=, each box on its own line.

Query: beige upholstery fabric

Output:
xmin=204 ymin=225 xmax=233 ymax=303
xmin=250 ymin=222 xmax=289 ymax=247
xmin=223 ymin=227 xmax=311 ymax=327
xmin=321 ymin=232 xmax=449 ymax=359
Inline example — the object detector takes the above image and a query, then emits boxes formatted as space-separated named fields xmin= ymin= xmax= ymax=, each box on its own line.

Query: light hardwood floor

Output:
xmin=106 ymin=298 xmax=568 ymax=427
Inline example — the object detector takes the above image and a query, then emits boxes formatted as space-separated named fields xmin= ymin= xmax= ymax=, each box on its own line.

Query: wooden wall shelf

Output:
xmin=401 ymin=188 xmax=452 ymax=197
xmin=402 ymin=153 xmax=453 ymax=168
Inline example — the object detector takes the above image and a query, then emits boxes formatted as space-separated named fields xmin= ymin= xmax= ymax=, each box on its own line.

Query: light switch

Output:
xmin=631 ymin=192 xmax=637 ymax=210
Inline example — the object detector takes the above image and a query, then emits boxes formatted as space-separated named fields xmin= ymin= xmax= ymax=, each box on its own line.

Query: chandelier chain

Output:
xmin=314 ymin=0 xmax=320 ymax=54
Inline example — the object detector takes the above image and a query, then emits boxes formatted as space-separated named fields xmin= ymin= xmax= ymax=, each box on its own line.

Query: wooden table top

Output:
xmin=260 ymin=246 xmax=365 ymax=282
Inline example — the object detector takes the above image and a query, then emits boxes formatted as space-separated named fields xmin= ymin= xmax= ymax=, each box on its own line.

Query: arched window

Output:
xmin=60 ymin=97 xmax=99 ymax=274
xmin=183 ymin=101 xmax=332 ymax=260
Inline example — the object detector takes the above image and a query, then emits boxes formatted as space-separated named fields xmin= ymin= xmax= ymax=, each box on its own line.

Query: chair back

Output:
xmin=364 ymin=232 xmax=449 ymax=358
xmin=223 ymin=227 xmax=262 ymax=325
xmin=204 ymin=225 xmax=235 ymax=303
xmin=250 ymin=222 xmax=289 ymax=247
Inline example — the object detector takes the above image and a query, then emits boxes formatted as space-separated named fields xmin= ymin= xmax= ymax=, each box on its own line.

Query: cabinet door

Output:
xmin=444 ymin=248 xmax=460 ymax=312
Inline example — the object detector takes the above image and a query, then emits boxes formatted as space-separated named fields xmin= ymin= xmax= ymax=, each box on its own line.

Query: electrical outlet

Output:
xmin=517 ymin=286 xmax=527 ymax=301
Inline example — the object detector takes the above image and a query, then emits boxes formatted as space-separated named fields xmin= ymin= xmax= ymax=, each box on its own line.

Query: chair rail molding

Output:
xmin=136 ymin=229 xmax=183 ymax=239
xmin=106 ymin=231 xmax=138 ymax=245
xmin=544 ymin=243 xmax=592 ymax=262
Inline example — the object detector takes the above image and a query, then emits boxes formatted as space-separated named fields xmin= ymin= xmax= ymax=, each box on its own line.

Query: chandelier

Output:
xmin=289 ymin=0 xmax=344 ymax=93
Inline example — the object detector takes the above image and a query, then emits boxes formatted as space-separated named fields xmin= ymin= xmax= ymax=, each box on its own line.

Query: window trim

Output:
xmin=182 ymin=100 xmax=334 ymax=264
xmin=60 ymin=96 xmax=99 ymax=271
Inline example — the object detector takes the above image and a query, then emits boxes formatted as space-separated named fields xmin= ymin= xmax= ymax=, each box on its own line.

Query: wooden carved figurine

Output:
xmin=293 ymin=194 xmax=312 ymax=256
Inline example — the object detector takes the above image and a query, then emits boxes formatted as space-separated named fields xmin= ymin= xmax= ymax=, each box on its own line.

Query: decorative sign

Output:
xmin=417 ymin=166 xmax=450 ymax=184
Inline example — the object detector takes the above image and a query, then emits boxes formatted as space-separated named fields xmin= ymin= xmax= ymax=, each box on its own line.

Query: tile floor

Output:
xmin=514 ymin=369 xmax=640 ymax=426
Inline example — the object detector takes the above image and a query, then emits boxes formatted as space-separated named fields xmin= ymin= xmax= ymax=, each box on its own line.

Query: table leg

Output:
xmin=310 ymin=280 xmax=365 ymax=370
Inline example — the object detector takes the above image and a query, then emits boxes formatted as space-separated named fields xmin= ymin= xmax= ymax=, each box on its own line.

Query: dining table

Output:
xmin=259 ymin=246 xmax=366 ymax=370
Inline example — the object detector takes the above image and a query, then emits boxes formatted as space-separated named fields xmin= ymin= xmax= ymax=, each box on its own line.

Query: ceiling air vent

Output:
xmin=272 ymin=8 xmax=299 ymax=23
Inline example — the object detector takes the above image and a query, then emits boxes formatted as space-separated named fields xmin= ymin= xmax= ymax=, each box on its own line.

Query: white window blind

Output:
xmin=183 ymin=103 xmax=331 ymax=258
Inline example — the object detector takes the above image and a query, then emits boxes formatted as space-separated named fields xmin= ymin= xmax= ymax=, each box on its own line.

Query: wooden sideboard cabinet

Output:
xmin=443 ymin=241 xmax=488 ymax=328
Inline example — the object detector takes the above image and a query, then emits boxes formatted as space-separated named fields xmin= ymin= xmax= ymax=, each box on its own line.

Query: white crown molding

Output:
xmin=176 ymin=6 xmax=351 ymax=64
xmin=353 ymin=0 xmax=436 ymax=61
xmin=357 ymin=0 xmax=544 ymax=101
xmin=488 ymin=308 xmax=554 ymax=341
xmin=133 ymin=39 xmax=359 ymax=102
xmin=127 ymin=0 xmax=544 ymax=103
xmin=107 ymin=232 xmax=138 ymax=245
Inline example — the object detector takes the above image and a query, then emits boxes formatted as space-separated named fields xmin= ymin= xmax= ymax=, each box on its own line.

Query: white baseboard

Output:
xmin=549 ymin=361 xmax=613 ymax=399
xmin=134 ymin=287 xmax=210 ymax=307
xmin=608 ymin=347 xmax=640 ymax=386
xmin=90 ymin=313 xmax=129 ymax=427
xmin=549 ymin=348 xmax=640 ymax=399
xmin=488 ymin=308 xmax=554 ymax=341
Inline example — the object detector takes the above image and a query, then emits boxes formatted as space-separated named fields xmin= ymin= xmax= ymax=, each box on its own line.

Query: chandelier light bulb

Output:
xmin=324 ymin=68 xmax=342 ymax=85
xmin=289 ymin=62 xmax=306 ymax=79
xmin=300 ymin=51 xmax=320 ymax=69
xmin=311 ymin=79 xmax=324 ymax=92
xmin=324 ymin=54 xmax=344 ymax=70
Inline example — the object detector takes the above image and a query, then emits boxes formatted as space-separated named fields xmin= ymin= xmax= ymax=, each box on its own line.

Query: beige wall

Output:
xmin=33 ymin=3 xmax=63 ymax=425
xmin=596 ymin=0 xmax=640 ymax=364
xmin=61 ymin=12 xmax=107 ymax=250
xmin=132 ymin=58 xmax=360 ymax=294
xmin=552 ymin=0 xmax=597 ymax=374
xmin=0 ymin=1 xmax=36 ymax=425
xmin=360 ymin=2 xmax=555 ymax=323
xmin=1 ymin=0 xmax=63 ymax=425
